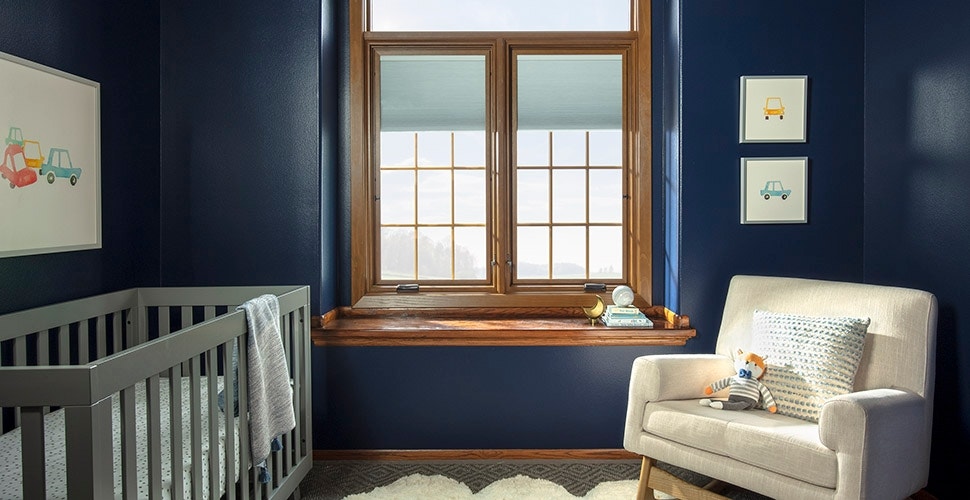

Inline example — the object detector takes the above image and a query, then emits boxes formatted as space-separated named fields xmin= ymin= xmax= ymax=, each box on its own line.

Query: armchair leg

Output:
xmin=636 ymin=456 xmax=731 ymax=500
xmin=636 ymin=457 xmax=657 ymax=500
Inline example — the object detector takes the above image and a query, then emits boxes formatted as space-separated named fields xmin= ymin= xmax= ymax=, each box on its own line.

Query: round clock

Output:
xmin=612 ymin=285 xmax=635 ymax=307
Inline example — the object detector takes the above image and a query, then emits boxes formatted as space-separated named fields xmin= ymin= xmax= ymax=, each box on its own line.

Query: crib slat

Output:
xmin=147 ymin=375 xmax=162 ymax=500
xmin=292 ymin=310 xmax=305 ymax=460
xmin=223 ymin=341 xmax=237 ymax=500
xmin=57 ymin=325 xmax=69 ymax=365
xmin=113 ymin=312 xmax=123 ymax=353
xmin=181 ymin=306 xmax=193 ymax=374
xmin=96 ymin=315 xmax=107 ymax=360
xmin=20 ymin=407 xmax=46 ymax=500
xmin=78 ymin=320 xmax=90 ymax=364
xmin=169 ymin=365 xmax=184 ymax=500
xmin=190 ymin=356 xmax=203 ymax=500
xmin=207 ymin=349 xmax=220 ymax=499
xmin=120 ymin=386 xmax=138 ymax=500
xmin=13 ymin=336 xmax=26 ymax=427
xmin=37 ymin=330 xmax=50 ymax=366
xmin=65 ymin=398 xmax=113 ymax=500
xmin=238 ymin=336 xmax=252 ymax=500
xmin=281 ymin=314 xmax=292 ymax=474
xmin=159 ymin=306 xmax=171 ymax=336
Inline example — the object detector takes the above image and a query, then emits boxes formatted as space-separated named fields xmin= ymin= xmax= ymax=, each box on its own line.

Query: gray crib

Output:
xmin=0 ymin=285 xmax=312 ymax=500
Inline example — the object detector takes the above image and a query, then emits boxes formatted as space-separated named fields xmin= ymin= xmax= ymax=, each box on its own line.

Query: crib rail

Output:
xmin=0 ymin=285 xmax=312 ymax=500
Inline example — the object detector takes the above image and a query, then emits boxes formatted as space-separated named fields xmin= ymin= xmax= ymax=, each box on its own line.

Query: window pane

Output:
xmin=454 ymin=170 xmax=486 ymax=224
xmin=380 ymin=170 xmax=415 ymax=224
xmin=455 ymin=227 xmax=487 ymax=280
xmin=454 ymin=131 xmax=485 ymax=167
xmin=552 ymin=130 xmax=586 ymax=166
xmin=589 ymin=226 xmax=622 ymax=279
xmin=380 ymin=131 xmax=415 ymax=168
xmin=552 ymin=226 xmax=586 ymax=279
xmin=417 ymin=170 xmax=451 ymax=224
xmin=417 ymin=227 xmax=452 ymax=279
xmin=417 ymin=131 xmax=451 ymax=167
xmin=589 ymin=169 xmax=622 ymax=223
xmin=516 ymin=226 xmax=549 ymax=279
xmin=381 ymin=227 xmax=415 ymax=280
xmin=589 ymin=130 xmax=622 ymax=166
xmin=552 ymin=169 xmax=586 ymax=223
xmin=371 ymin=0 xmax=630 ymax=32
xmin=516 ymin=169 xmax=549 ymax=223
xmin=517 ymin=130 xmax=549 ymax=167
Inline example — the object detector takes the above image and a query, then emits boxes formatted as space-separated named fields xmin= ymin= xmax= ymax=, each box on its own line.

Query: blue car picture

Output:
xmin=40 ymin=147 xmax=82 ymax=186
xmin=760 ymin=180 xmax=791 ymax=200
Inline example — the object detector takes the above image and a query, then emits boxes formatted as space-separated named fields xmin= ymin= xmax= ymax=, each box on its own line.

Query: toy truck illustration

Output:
xmin=760 ymin=180 xmax=791 ymax=200
xmin=23 ymin=140 xmax=45 ymax=168
xmin=1 ymin=143 xmax=38 ymax=188
xmin=5 ymin=126 xmax=24 ymax=147
xmin=40 ymin=147 xmax=82 ymax=186
xmin=763 ymin=97 xmax=785 ymax=120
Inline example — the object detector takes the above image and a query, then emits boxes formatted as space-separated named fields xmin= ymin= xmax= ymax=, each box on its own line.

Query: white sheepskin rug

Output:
xmin=343 ymin=473 xmax=638 ymax=500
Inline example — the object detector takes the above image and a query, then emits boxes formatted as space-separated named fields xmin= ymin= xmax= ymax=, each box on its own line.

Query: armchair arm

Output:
xmin=624 ymin=354 xmax=734 ymax=452
xmin=818 ymin=388 xmax=929 ymax=499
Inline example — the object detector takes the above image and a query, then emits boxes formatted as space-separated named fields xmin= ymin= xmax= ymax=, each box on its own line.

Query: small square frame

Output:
xmin=739 ymin=75 xmax=808 ymax=143
xmin=740 ymin=157 xmax=808 ymax=224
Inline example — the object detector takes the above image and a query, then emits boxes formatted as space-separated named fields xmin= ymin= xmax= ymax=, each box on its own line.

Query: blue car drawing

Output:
xmin=760 ymin=180 xmax=791 ymax=200
xmin=40 ymin=148 xmax=82 ymax=186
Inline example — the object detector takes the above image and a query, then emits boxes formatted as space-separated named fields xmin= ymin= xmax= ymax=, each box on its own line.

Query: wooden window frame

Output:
xmin=349 ymin=1 xmax=652 ymax=310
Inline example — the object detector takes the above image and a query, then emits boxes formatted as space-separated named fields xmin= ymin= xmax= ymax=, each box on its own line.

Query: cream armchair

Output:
xmin=623 ymin=275 xmax=937 ymax=500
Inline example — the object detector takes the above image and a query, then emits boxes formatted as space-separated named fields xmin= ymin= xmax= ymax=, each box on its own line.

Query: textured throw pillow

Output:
xmin=752 ymin=310 xmax=870 ymax=422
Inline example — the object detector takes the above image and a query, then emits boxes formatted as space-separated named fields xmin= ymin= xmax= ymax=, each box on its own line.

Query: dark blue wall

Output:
xmin=0 ymin=1 xmax=160 ymax=313
xmin=864 ymin=2 xmax=970 ymax=497
xmin=1 ymin=0 xmax=966 ymax=496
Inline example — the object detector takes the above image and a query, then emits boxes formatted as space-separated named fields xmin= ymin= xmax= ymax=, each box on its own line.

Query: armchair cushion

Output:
xmin=641 ymin=400 xmax=837 ymax=488
xmin=753 ymin=309 xmax=870 ymax=422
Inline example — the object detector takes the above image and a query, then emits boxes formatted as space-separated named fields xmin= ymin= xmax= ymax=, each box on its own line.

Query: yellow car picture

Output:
xmin=763 ymin=97 xmax=785 ymax=120
xmin=22 ymin=140 xmax=44 ymax=168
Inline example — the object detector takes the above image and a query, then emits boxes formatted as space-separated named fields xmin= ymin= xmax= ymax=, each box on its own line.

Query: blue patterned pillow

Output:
xmin=753 ymin=310 xmax=870 ymax=422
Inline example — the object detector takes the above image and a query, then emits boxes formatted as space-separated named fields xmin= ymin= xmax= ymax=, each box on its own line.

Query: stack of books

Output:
xmin=600 ymin=305 xmax=654 ymax=327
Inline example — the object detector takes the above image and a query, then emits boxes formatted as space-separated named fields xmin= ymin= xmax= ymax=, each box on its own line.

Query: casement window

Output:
xmin=350 ymin=0 xmax=651 ymax=309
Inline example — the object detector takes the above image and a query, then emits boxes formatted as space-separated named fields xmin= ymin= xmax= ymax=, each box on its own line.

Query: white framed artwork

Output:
xmin=0 ymin=51 xmax=101 ymax=258
xmin=740 ymin=157 xmax=808 ymax=224
xmin=739 ymin=75 xmax=807 ymax=143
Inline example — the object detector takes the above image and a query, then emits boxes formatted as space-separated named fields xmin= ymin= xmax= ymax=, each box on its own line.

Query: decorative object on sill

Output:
xmin=740 ymin=157 xmax=809 ymax=224
xmin=739 ymin=75 xmax=808 ymax=143
xmin=582 ymin=295 xmax=605 ymax=325
xmin=601 ymin=285 xmax=653 ymax=327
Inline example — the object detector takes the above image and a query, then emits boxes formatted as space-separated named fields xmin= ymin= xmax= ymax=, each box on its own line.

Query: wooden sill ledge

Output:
xmin=311 ymin=306 xmax=694 ymax=347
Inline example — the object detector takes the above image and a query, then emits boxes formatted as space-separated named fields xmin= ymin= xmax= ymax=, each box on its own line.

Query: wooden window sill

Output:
xmin=311 ymin=307 xmax=694 ymax=347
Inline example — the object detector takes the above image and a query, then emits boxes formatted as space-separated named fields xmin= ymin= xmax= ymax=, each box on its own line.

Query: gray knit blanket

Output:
xmin=237 ymin=294 xmax=295 ymax=474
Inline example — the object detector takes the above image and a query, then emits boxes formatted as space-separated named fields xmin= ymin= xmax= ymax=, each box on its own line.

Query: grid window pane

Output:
xmin=552 ymin=226 xmax=587 ymax=279
xmin=516 ymin=169 xmax=549 ymax=223
xmin=417 ymin=131 xmax=451 ymax=167
xmin=380 ymin=170 xmax=415 ymax=224
xmin=516 ymin=226 xmax=549 ymax=279
xmin=455 ymin=227 xmax=487 ymax=279
xmin=417 ymin=227 xmax=452 ymax=279
xmin=454 ymin=131 xmax=485 ymax=167
xmin=380 ymin=131 xmax=415 ymax=168
xmin=552 ymin=169 xmax=586 ymax=223
xmin=552 ymin=130 xmax=586 ymax=166
xmin=381 ymin=227 xmax=415 ymax=280
xmin=417 ymin=170 xmax=452 ymax=224
xmin=454 ymin=170 xmax=486 ymax=224
xmin=589 ymin=169 xmax=622 ymax=223
xmin=589 ymin=130 xmax=622 ymax=166
xmin=589 ymin=226 xmax=622 ymax=279
xmin=516 ymin=130 xmax=549 ymax=166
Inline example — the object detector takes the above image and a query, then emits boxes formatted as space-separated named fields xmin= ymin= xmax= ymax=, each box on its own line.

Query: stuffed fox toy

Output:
xmin=700 ymin=349 xmax=777 ymax=413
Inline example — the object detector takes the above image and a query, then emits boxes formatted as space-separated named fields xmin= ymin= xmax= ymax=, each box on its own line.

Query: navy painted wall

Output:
xmin=1 ymin=0 xmax=965 ymax=495
xmin=864 ymin=2 xmax=970 ymax=497
xmin=0 ymin=1 xmax=160 ymax=314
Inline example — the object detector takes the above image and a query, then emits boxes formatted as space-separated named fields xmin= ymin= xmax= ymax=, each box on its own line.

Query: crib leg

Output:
xmin=65 ymin=398 xmax=114 ymax=500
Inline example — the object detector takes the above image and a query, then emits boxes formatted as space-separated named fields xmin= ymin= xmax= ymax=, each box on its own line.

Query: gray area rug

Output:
xmin=299 ymin=460 xmax=771 ymax=499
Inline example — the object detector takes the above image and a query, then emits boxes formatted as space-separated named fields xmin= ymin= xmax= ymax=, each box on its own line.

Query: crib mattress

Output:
xmin=0 ymin=376 xmax=240 ymax=500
